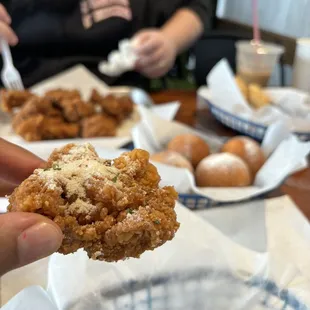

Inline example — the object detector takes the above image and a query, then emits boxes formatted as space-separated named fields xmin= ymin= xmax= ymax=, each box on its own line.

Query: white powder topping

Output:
xmin=199 ymin=153 xmax=248 ymax=171
xmin=61 ymin=143 xmax=98 ymax=163
xmin=37 ymin=144 xmax=121 ymax=214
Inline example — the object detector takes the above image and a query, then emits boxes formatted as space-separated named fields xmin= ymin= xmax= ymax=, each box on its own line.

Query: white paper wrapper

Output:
xmin=1 ymin=286 xmax=57 ymax=310
xmin=0 ymin=65 xmax=180 ymax=152
xmin=2 ymin=197 xmax=309 ymax=309
xmin=132 ymin=107 xmax=310 ymax=203
xmin=1 ymin=143 xmax=310 ymax=309
xmin=201 ymin=59 xmax=310 ymax=133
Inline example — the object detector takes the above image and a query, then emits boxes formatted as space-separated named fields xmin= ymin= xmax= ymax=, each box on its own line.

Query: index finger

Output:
xmin=0 ymin=139 xmax=45 ymax=185
xmin=0 ymin=4 xmax=11 ymax=24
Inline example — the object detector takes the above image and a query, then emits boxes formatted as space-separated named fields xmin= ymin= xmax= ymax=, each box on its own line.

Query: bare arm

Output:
xmin=161 ymin=8 xmax=204 ymax=54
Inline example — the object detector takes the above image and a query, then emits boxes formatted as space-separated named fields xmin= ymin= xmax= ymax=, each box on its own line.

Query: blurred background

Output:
xmin=159 ymin=0 xmax=300 ymax=91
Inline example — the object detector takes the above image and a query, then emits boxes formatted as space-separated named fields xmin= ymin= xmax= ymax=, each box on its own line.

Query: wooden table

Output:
xmin=151 ymin=90 xmax=310 ymax=220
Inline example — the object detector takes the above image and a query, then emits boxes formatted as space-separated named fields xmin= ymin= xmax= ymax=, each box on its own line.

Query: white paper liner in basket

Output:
xmin=132 ymin=106 xmax=310 ymax=203
xmin=203 ymin=59 xmax=310 ymax=133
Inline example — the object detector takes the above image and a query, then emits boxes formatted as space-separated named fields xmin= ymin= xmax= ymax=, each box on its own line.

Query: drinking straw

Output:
xmin=252 ymin=0 xmax=261 ymax=44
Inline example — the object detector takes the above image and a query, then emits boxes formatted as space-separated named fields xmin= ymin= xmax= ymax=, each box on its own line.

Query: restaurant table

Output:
xmin=151 ymin=90 xmax=310 ymax=220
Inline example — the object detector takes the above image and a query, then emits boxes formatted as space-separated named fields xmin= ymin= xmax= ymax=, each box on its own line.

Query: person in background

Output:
xmin=0 ymin=138 xmax=63 ymax=276
xmin=0 ymin=0 xmax=211 ymax=88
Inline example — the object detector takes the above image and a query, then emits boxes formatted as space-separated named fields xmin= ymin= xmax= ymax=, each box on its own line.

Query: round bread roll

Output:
xmin=221 ymin=136 xmax=266 ymax=178
xmin=195 ymin=153 xmax=251 ymax=187
xmin=167 ymin=134 xmax=210 ymax=167
xmin=150 ymin=150 xmax=194 ymax=173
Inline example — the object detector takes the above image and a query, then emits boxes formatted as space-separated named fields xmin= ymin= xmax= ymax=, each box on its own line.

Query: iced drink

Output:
xmin=236 ymin=41 xmax=284 ymax=87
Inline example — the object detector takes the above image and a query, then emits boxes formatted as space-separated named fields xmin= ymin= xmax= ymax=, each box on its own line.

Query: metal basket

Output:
xmin=66 ymin=268 xmax=308 ymax=310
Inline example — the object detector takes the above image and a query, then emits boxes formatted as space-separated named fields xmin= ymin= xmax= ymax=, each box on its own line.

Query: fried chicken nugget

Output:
xmin=8 ymin=145 xmax=180 ymax=262
xmin=235 ymin=76 xmax=249 ymax=101
xmin=81 ymin=114 xmax=117 ymax=138
xmin=53 ymin=98 xmax=95 ymax=122
xmin=1 ymin=89 xmax=34 ymax=112
xmin=42 ymin=117 xmax=79 ymax=140
xmin=45 ymin=89 xmax=81 ymax=103
xmin=12 ymin=96 xmax=62 ymax=129
xmin=90 ymin=89 xmax=134 ymax=122
xmin=248 ymin=84 xmax=272 ymax=109
xmin=13 ymin=114 xmax=45 ymax=141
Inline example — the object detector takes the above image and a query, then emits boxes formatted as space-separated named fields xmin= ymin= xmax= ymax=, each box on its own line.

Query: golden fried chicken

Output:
xmin=13 ymin=114 xmax=45 ymax=141
xmin=1 ymin=89 xmax=34 ymax=112
xmin=42 ymin=117 xmax=79 ymax=140
xmin=8 ymin=145 xmax=179 ymax=262
xmin=81 ymin=114 xmax=117 ymax=138
xmin=90 ymin=89 xmax=134 ymax=122
xmin=13 ymin=116 xmax=79 ymax=141
xmin=12 ymin=97 xmax=63 ymax=132
xmin=53 ymin=98 xmax=95 ymax=122
xmin=45 ymin=89 xmax=81 ymax=103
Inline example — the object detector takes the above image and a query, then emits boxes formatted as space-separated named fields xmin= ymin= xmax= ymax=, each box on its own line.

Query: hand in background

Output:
xmin=0 ymin=139 xmax=62 ymax=276
xmin=0 ymin=4 xmax=18 ymax=46
xmin=133 ymin=29 xmax=177 ymax=79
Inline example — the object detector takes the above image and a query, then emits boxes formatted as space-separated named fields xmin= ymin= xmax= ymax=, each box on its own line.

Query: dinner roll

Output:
xmin=221 ymin=136 xmax=266 ymax=178
xmin=167 ymin=134 xmax=210 ymax=167
xmin=195 ymin=153 xmax=251 ymax=187
xmin=150 ymin=150 xmax=194 ymax=173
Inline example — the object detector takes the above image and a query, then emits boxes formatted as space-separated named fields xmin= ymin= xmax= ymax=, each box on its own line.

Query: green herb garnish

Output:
xmin=112 ymin=174 xmax=119 ymax=183
xmin=127 ymin=208 xmax=134 ymax=214
xmin=154 ymin=219 xmax=161 ymax=225
xmin=52 ymin=163 xmax=61 ymax=171
xmin=44 ymin=168 xmax=50 ymax=171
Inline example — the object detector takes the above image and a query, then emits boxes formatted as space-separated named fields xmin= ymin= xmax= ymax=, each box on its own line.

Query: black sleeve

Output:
xmin=181 ymin=0 xmax=213 ymax=30
xmin=9 ymin=0 xmax=78 ymax=14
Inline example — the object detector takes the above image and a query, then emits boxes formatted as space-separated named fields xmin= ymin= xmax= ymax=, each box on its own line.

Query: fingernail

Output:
xmin=18 ymin=222 xmax=62 ymax=265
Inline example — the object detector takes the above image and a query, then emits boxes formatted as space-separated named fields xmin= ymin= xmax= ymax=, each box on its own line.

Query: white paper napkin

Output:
xmin=1 ymin=286 xmax=57 ymax=310
xmin=98 ymin=39 xmax=138 ymax=77
xmin=46 ymin=202 xmax=268 ymax=310
xmin=2 ymin=196 xmax=310 ymax=308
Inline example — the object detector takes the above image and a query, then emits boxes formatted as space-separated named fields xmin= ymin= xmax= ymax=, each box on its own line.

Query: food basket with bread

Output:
xmin=132 ymin=105 xmax=310 ymax=208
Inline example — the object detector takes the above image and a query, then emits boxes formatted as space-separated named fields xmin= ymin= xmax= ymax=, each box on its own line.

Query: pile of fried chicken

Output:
xmin=8 ymin=144 xmax=180 ymax=262
xmin=0 ymin=88 xmax=134 ymax=141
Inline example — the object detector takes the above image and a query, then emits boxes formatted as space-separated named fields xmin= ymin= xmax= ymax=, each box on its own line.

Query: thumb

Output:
xmin=0 ymin=212 xmax=63 ymax=276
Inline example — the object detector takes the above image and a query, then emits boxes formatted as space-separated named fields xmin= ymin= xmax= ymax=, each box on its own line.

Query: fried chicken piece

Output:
xmin=14 ymin=115 xmax=79 ymax=141
xmin=45 ymin=89 xmax=81 ymax=103
xmin=235 ymin=76 xmax=249 ymax=101
xmin=90 ymin=89 xmax=134 ymax=122
xmin=42 ymin=117 xmax=79 ymax=140
xmin=13 ymin=114 xmax=45 ymax=141
xmin=248 ymin=84 xmax=272 ymax=109
xmin=12 ymin=96 xmax=62 ymax=129
xmin=1 ymin=89 xmax=34 ymax=112
xmin=8 ymin=145 xmax=179 ymax=262
xmin=81 ymin=114 xmax=117 ymax=138
xmin=53 ymin=98 xmax=95 ymax=122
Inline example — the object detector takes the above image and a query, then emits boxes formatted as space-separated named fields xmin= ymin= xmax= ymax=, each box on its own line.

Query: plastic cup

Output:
xmin=236 ymin=40 xmax=284 ymax=87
